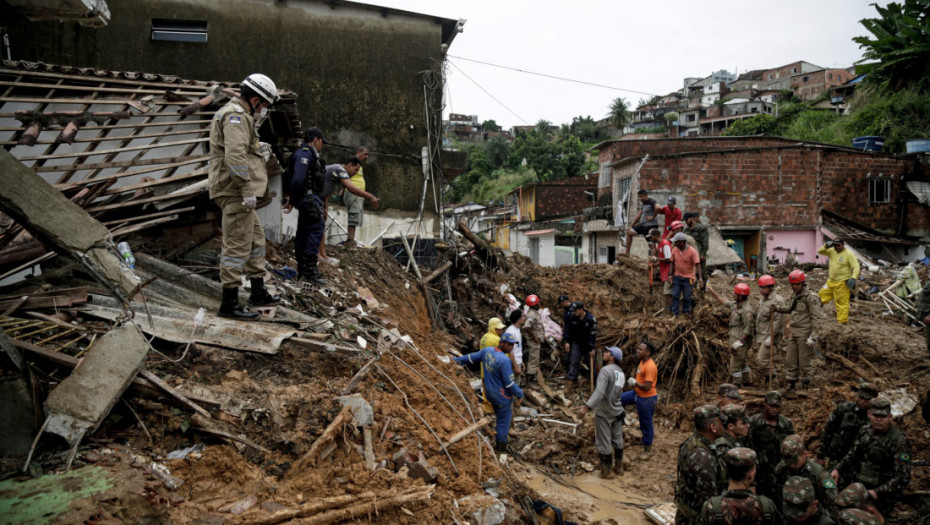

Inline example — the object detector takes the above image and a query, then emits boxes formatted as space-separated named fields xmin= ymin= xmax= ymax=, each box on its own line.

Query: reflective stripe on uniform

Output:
xmin=229 ymin=164 xmax=250 ymax=179
xmin=220 ymin=255 xmax=246 ymax=268
xmin=249 ymin=246 xmax=265 ymax=260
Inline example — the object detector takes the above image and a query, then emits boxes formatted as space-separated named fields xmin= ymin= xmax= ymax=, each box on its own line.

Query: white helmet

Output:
xmin=241 ymin=73 xmax=278 ymax=104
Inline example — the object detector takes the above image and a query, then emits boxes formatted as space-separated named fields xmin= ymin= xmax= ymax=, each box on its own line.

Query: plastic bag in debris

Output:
xmin=166 ymin=443 xmax=206 ymax=460
xmin=532 ymin=500 xmax=579 ymax=525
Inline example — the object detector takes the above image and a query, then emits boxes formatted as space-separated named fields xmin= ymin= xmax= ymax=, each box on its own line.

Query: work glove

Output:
xmin=242 ymin=196 xmax=258 ymax=210
xmin=763 ymin=336 xmax=771 ymax=347
xmin=649 ymin=256 xmax=658 ymax=263
xmin=806 ymin=336 xmax=817 ymax=346
xmin=846 ymin=278 xmax=857 ymax=290
xmin=627 ymin=377 xmax=637 ymax=388
xmin=731 ymin=340 xmax=744 ymax=350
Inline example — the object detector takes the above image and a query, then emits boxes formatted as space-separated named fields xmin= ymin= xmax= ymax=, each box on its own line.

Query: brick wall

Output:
xmin=612 ymin=146 xmax=925 ymax=233
xmin=534 ymin=177 xmax=598 ymax=219
xmin=597 ymin=136 xmax=797 ymax=166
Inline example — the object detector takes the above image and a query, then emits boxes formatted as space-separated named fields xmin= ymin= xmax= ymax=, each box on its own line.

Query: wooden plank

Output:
xmin=0 ymin=67 xmax=220 ymax=91
xmin=102 ymin=206 xmax=195 ymax=226
xmin=85 ymin=187 xmax=205 ymax=213
xmin=111 ymin=215 xmax=178 ymax=237
xmin=2 ymin=128 xmax=207 ymax=147
xmin=36 ymin=154 xmax=207 ymax=173
xmin=0 ymin=80 xmax=204 ymax=97
xmin=0 ymin=97 xmax=192 ymax=106
xmin=290 ymin=337 xmax=364 ymax=354
xmin=0 ymin=286 xmax=87 ymax=303
xmin=0 ymin=296 xmax=72 ymax=310
xmin=0 ymin=119 xmax=212 ymax=133
xmin=17 ymin=138 xmax=207 ymax=162
xmin=138 ymin=369 xmax=212 ymax=419
xmin=102 ymin=170 xmax=206 ymax=195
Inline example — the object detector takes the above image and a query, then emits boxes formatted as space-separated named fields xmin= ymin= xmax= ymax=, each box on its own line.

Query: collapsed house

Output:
xmin=593 ymin=136 xmax=930 ymax=269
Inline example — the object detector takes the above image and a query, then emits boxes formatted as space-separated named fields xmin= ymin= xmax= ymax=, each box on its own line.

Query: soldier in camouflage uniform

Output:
xmin=684 ymin=211 xmax=709 ymax=288
xmin=708 ymin=284 xmax=755 ymax=386
xmin=830 ymin=397 xmax=911 ymax=517
xmin=837 ymin=509 xmax=880 ymax=525
xmin=820 ymin=383 xmax=879 ymax=471
xmin=774 ymin=435 xmax=838 ymax=518
xmin=749 ymin=391 xmax=796 ymax=500
xmin=717 ymin=383 xmax=742 ymax=407
xmin=698 ymin=448 xmax=780 ymax=525
xmin=836 ymin=483 xmax=884 ymax=523
xmin=782 ymin=476 xmax=836 ymax=525
xmin=774 ymin=270 xmax=822 ymax=391
xmin=715 ymin=405 xmax=751 ymax=458
xmin=676 ymin=405 xmax=726 ymax=525
xmin=916 ymin=279 xmax=930 ymax=358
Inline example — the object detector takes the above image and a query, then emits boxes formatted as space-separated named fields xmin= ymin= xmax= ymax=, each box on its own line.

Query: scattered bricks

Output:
xmin=391 ymin=448 xmax=439 ymax=482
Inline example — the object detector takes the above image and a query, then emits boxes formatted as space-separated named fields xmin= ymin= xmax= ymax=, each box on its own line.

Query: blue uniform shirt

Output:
xmin=454 ymin=347 xmax=523 ymax=407
xmin=290 ymin=143 xmax=321 ymax=208
xmin=566 ymin=311 xmax=597 ymax=350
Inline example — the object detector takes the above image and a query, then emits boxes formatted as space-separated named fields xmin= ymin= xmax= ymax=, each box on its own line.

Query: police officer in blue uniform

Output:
xmin=290 ymin=127 xmax=330 ymax=284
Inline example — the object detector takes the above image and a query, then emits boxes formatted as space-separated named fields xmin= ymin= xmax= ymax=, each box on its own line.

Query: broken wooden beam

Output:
xmin=290 ymin=405 xmax=354 ymax=474
xmin=423 ymin=260 xmax=452 ymax=284
xmin=441 ymin=416 xmax=491 ymax=449
xmin=340 ymin=356 xmax=378 ymax=395
xmin=290 ymin=337 xmax=363 ymax=355
xmin=138 ymin=369 xmax=211 ymax=419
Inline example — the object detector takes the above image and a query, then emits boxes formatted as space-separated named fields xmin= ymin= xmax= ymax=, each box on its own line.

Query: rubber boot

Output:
xmin=248 ymin=277 xmax=280 ymax=307
xmin=613 ymin=448 xmax=625 ymax=476
xmin=743 ymin=370 xmax=754 ymax=388
xmin=218 ymin=287 xmax=259 ymax=320
xmin=640 ymin=445 xmax=652 ymax=461
xmin=783 ymin=380 xmax=797 ymax=394
xmin=599 ymin=454 xmax=615 ymax=479
xmin=494 ymin=440 xmax=508 ymax=453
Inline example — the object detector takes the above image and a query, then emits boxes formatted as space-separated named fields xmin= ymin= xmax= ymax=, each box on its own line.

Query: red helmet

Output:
xmin=734 ymin=283 xmax=751 ymax=296
xmin=758 ymin=275 xmax=776 ymax=287
xmin=670 ymin=220 xmax=684 ymax=230
xmin=788 ymin=270 xmax=806 ymax=284
xmin=526 ymin=294 xmax=540 ymax=307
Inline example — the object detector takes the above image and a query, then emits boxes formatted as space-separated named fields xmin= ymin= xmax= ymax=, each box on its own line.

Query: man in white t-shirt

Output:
xmin=504 ymin=309 xmax=525 ymax=376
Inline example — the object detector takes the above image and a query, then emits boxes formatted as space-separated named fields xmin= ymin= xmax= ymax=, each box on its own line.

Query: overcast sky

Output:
xmin=367 ymin=0 xmax=888 ymax=129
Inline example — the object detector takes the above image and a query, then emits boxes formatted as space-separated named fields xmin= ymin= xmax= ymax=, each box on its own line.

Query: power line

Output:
xmin=447 ymin=54 xmax=661 ymax=98
xmin=448 ymin=60 xmax=530 ymax=125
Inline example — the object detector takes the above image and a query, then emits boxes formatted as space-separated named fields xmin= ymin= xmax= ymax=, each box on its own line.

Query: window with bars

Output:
xmin=868 ymin=178 xmax=890 ymax=204
xmin=599 ymin=163 xmax=611 ymax=188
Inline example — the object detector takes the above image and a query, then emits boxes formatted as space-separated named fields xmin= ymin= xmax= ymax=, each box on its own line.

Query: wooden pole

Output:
xmin=441 ymin=416 xmax=491 ymax=449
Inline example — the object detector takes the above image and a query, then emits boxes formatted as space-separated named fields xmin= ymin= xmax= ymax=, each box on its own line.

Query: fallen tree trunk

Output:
xmin=826 ymin=353 xmax=875 ymax=381
xmin=456 ymin=221 xmax=510 ymax=272
xmin=442 ymin=417 xmax=491 ymax=449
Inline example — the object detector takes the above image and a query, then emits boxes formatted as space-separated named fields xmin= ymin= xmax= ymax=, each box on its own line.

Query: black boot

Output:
xmin=613 ymin=448 xmax=624 ymax=476
xmin=218 ymin=287 xmax=259 ymax=320
xmin=494 ymin=440 xmax=508 ymax=453
xmin=248 ymin=277 xmax=280 ymax=306
xmin=301 ymin=256 xmax=328 ymax=285
xmin=599 ymin=454 xmax=615 ymax=479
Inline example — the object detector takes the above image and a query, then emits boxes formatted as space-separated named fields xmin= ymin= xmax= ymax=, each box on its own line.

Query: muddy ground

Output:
xmin=2 ymin=241 xmax=929 ymax=524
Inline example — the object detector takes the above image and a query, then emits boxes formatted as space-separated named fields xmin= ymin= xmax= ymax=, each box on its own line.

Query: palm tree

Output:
xmin=535 ymin=119 xmax=553 ymax=137
xmin=854 ymin=0 xmax=930 ymax=93
xmin=607 ymin=97 xmax=631 ymax=130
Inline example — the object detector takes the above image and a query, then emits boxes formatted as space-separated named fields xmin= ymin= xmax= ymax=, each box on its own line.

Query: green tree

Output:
xmin=535 ymin=119 xmax=554 ymax=137
xmin=854 ymin=0 xmax=930 ymax=93
xmin=722 ymin=114 xmax=779 ymax=136
xmin=484 ymin=134 xmax=511 ymax=168
xmin=607 ymin=97 xmax=631 ymax=129
xmin=509 ymin=131 xmax=585 ymax=181
xmin=569 ymin=115 xmax=602 ymax=140
xmin=481 ymin=119 xmax=502 ymax=132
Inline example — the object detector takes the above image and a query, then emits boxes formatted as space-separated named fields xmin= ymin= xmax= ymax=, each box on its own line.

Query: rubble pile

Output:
xmin=1 ymin=219 xmax=929 ymax=523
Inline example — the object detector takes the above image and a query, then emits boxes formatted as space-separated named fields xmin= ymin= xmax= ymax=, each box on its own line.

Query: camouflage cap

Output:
xmin=718 ymin=383 xmax=742 ymax=400
xmin=693 ymin=404 xmax=721 ymax=422
xmin=869 ymin=397 xmax=891 ymax=416
xmin=720 ymin=404 xmax=749 ymax=425
xmin=780 ymin=434 xmax=805 ymax=462
xmin=838 ymin=508 xmax=881 ymax=525
xmin=856 ymin=383 xmax=879 ymax=400
xmin=836 ymin=482 xmax=870 ymax=509
xmin=723 ymin=447 xmax=756 ymax=469
xmin=782 ymin=476 xmax=816 ymax=518
xmin=765 ymin=390 xmax=783 ymax=406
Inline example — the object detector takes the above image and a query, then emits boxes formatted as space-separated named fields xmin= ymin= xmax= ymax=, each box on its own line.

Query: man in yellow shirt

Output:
xmin=817 ymin=238 xmax=860 ymax=324
xmin=344 ymin=146 xmax=371 ymax=246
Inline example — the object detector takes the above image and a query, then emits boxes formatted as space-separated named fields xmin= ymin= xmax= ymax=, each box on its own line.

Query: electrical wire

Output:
xmin=448 ymin=54 xmax=661 ymax=97
xmin=448 ymin=60 xmax=529 ymax=125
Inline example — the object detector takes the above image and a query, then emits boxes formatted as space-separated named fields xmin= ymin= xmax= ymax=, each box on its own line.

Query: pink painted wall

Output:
xmin=766 ymin=229 xmax=826 ymax=264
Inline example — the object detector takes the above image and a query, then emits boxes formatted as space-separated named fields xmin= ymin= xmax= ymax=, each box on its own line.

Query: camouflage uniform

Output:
xmin=676 ymin=405 xmax=726 ymax=525
xmin=749 ymin=392 xmax=795 ymax=500
xmin=835 ymin=482 xmax=872 ymax=512
xmin=775 ymin=285 xmax=822 ymax=386
xmin=915 ymin=279 xmax=930 ymax=358
xmin=774 ymin=435 xmax=837 ymax=518
xmin=837 ymin=509 xmax=880 ymax=525
xmin=832 ymin=398 xmax=912 ymax=516
xmin=754 ymin=292 xmax=787 ymax=372
xmin=715 ymin=405 xmax=751 ymax=493
xmin=726 ymin=299 xmax=755 ymax=386
xmin=685 ymin=220 xmax=709 ymax=285
xmin=523 ymin=307 xmax=546 ymax=376
xmin=699 ymin=448 xmax=780 ymax=525
xmin=820 ymin=384 xmax=878 ymax=467
xmin=782 ymin=476 xmax=836 ymax=525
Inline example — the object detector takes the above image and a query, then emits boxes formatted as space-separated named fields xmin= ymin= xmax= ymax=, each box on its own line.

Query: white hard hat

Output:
xmin=241 ymin=73 xmax=278 ymax=104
